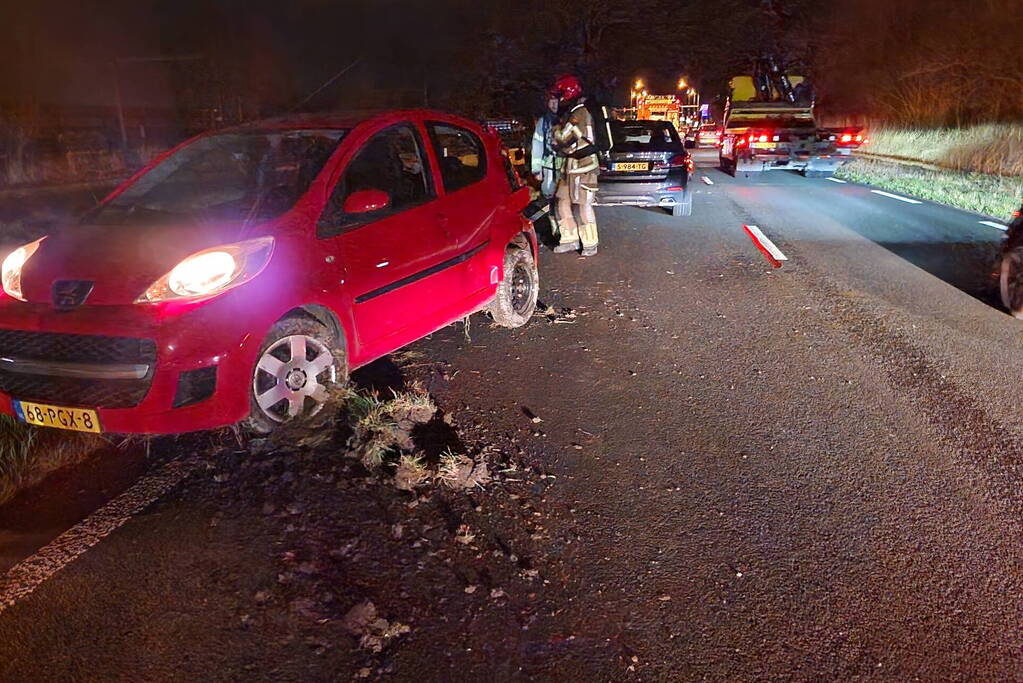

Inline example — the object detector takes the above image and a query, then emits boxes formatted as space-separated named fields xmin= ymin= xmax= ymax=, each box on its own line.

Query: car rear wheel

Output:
xmin=670 ymin=191 xmax=692 ymax=217
xmin=244 ymin=316 xmax=347 ymax=435
xmin=1000 ymin=248 xmax=1023 ymax=318
xmin=487 ymin=245 xmax=539 ymax=328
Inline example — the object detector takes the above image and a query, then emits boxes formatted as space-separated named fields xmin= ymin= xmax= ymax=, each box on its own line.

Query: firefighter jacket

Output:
xmin=554 ymin=101 xmax=600 ymax=176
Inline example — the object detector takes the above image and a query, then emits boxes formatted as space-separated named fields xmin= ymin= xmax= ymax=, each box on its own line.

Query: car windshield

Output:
xmin=88 ymin=129 xmax=346 ymax=225
xmin=611 ymin=122 xmax=681 ymax=151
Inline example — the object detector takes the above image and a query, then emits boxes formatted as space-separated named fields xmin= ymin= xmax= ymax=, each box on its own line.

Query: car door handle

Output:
xmin=375 ymin=260 xmax=389 ymax=268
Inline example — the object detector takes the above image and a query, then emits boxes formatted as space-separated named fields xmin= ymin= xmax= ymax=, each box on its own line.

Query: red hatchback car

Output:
xmin=0 ymin=110 xmax=539 ymax=434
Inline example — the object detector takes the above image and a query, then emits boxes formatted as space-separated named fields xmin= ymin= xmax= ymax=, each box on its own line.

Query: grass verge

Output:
xmin=837 ymin=158 xmax=1023 ymax=220
xmin=836 ymin=124 xmax=1023 ymax=219
xmin=0 ymin=415 xmax=107 ymax=506
xmin=861 ymin=125 xmax=1023 ymax=177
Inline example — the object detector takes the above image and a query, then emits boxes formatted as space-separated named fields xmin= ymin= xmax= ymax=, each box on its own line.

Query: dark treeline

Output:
xmin=2 ymin=0 xmax=1021 ymax=139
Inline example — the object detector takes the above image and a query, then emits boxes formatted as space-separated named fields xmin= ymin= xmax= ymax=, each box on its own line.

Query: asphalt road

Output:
xmin=3 ymin=151 xmax=1023 ymax=680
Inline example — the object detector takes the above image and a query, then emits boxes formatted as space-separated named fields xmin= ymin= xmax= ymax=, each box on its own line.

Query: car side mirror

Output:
xmin=343 ymin=189 xmax=390 ymax=214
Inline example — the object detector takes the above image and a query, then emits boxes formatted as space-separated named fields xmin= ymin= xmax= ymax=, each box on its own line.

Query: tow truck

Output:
xmin=719 ymin=58 xmax=845 ymax=178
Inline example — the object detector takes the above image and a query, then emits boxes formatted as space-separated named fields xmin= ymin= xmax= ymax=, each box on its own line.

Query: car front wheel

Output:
xmin=1001 ymin=248 xmax=1023 ymax=319
xmin=487 ymin=246 xmax=539 ymax=328
xmin=245 ymin=316 xmax=347 ymax=434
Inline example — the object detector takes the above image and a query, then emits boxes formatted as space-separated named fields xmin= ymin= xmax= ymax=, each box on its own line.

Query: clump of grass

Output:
xmin=393 ymin=454 xmax=430 ymax=491
xmin=0 ymin=415 xmax=106 ymax=506
xmin=339 ymin=386 xmax=491 ymax=492
xmin=837 ymin=158 xmax=1023 ymax=219
xmin=387 ymin=381 xmax=437 ymax=428
xmin=437 ymin=449 xmax=491 ymax=490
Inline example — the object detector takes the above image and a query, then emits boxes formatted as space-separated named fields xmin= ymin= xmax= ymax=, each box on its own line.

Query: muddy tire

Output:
xmin=487 ymin=246 xmax=538 ymax=328
xmin=1000 ymin=249 xmax=1023 ymax=318
xmin=244 ymin=316 xmax=347 ymax=435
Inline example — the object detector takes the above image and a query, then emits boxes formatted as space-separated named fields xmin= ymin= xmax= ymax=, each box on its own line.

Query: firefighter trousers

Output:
xmin=555 ymin=172 xmax=598 ymax=249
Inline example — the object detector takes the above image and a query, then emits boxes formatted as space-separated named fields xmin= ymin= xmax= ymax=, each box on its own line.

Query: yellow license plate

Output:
xmin=15 ymin=400 xmax=101 ymax=433
xmin=751 ymin=142 xmax=776 ymax=149
xmin=613 ymin=162 xmax=649 ymax=172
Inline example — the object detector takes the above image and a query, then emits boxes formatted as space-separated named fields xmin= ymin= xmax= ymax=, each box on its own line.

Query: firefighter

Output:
xmin=551 ymin=74 xmax=599 ymax=256
xmin=531 ymin=89 xmax=561 ymax=200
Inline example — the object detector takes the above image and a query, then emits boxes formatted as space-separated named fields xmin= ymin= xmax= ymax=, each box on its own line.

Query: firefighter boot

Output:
xmin=554 ymin=188 xmax=580 ymax=253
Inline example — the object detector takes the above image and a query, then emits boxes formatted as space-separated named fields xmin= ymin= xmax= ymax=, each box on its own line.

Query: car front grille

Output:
xmin=0 ymin=330 xmax=157 ymax=408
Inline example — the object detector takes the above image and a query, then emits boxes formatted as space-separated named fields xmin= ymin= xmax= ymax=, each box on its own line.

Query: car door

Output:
xmin=317 ymin=122 xmax=448 ymax=347
xmin=423 ymin=121 xmax=497 ymax=283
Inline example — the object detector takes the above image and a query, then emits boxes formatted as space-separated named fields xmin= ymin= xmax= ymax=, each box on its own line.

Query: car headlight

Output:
xmin=137 ymin=236 xmax=275 ymax=303
xmin=2 ymin=237 xmax=45 ymax=301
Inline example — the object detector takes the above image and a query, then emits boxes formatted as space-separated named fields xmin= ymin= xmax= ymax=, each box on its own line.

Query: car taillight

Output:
xmin=841 ymin=134 xmax=853 ymax=143
xmin=669 ymin=154 xmax=687 ymax=167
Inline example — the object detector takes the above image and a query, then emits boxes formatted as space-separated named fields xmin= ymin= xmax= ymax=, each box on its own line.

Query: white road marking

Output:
xmin=743 ymin=225 xmax=788 ymax=264
xmin=700 ymin=176 xmax=714 ymax=185
xmin=825 ymin=177 xmax=847 ymax=184
xmin=979 ymin=220 xmax=1008 ymax=231
xmin=0 ymin=458 xmax=199 ymax=615
xmin=870 ymin=190 xmax=921 ymax=204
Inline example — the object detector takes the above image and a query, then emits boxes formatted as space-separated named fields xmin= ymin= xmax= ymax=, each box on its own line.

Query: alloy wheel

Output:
xmin=253 ymin=334 xmax=337 ymax=422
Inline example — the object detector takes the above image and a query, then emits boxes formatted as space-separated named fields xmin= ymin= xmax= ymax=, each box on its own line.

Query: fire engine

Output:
xmin=635 ymin=94 xmax=683 ymax=132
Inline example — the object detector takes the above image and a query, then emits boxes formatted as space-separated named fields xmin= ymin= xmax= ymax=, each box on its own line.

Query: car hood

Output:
xmin=19 ymin=222 xmax=251 ymax=306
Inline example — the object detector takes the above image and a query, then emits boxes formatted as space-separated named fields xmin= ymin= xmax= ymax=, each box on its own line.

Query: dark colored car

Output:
xmin=0 ymin=110 xmax=538 ymax=435
xmin=597 ymin=120 xmax=694 ymax=217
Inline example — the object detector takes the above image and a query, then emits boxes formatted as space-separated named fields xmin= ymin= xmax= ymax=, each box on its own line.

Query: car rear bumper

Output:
xmin=736 ymin=151 xmax=847 ymax=172
xmin=596 ymin=175 xmax=689 ymax=208
xmin=0 ymin=293 xmax=270 ymax=434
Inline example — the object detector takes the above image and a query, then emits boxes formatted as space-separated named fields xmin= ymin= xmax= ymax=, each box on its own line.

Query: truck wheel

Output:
xmin=670 ymin=191 xmax=692 ymax=217
xmin=1000 ymin=248 xmax=1023 ymax=318
xmin=487 ymin=245 xmax=538 ymax=328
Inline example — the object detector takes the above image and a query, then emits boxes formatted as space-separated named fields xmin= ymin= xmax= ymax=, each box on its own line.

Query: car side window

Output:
xmin=318 ymin=123 xmax=433 ymax=237
xmin=426 ymin=122 xmax=486 ymax=193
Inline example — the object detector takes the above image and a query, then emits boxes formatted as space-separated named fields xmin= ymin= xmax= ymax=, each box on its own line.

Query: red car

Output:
xmin=0 ymin=110 xmax=539 ymax=434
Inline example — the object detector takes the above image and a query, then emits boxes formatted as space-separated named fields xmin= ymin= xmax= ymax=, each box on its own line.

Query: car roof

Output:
xmin=225 ymin=109 xmax=480 ymax=133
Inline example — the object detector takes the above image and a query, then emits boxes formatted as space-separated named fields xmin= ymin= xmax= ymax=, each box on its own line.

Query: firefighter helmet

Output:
xmin=551 ymin=74 xmax=582 ymax=102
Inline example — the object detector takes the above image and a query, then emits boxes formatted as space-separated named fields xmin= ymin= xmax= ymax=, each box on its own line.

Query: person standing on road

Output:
xmin=531 ymin=89 xmax=561 ymax=201
xmin=531 ymin=88 xmax=562 ymax=235
xmin=551 ymin=74 xmax=600 ymax=257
